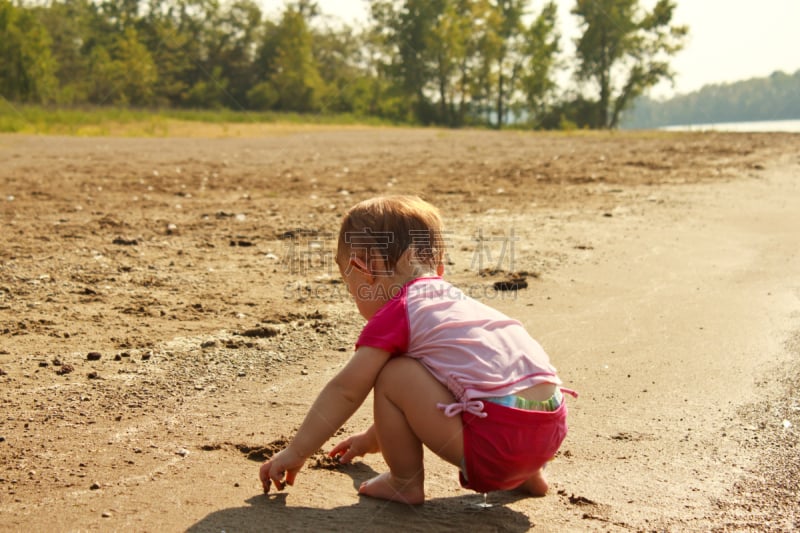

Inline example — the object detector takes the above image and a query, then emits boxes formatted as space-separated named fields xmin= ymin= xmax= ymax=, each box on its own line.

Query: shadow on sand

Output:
xmin=188 ymin=463 xmax=534 ymax=533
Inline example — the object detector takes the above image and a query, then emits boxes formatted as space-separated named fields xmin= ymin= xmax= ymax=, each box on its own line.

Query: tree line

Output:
xmin=623 ymin=69 xmax=800 ymax=128
xmin=1 ymin=0 xmax=687 ymax=129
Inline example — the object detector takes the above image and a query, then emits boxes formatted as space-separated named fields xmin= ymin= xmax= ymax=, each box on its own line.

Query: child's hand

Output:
xmin=329 ymin=428 xmax=380 ymax=464
xmin=260 ymin=448 xmax=305 ymax=493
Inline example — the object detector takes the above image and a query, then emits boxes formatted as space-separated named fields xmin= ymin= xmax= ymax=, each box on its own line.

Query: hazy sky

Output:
xmin=258 ymin=0 xmax=800 ymax=98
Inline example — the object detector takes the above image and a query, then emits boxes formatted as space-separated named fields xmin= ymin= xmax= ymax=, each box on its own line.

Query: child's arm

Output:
xmin=329 ymin=424 xmax=380 ymax=464
xmin=260 ymin=346 xmax=391 ymax=493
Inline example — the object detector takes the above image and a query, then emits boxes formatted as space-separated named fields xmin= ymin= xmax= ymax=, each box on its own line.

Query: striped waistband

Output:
xmin=485 ymin=388 xmax=563 ymax=412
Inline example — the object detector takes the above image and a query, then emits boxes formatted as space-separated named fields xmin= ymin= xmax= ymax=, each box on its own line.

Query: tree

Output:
xmin=86 ymin=44 xmax=116 ymax=104
xmin=427 ymin=0 xmax=473 ymax=125
xmin=0 ymin=0 xmax=57 ymax=103
xmin=449 ymin=0 xmax=492 ymax=126
xmin=483 ymin=0 xmax=527 ymax=128
xmin=97 ymin=0 xmax=141 ymax=33
xmin=427 ymin=0 xmax=532 ymax=127
xmin=86 ymin=26 xmax=157 ymax=105
xmin=136 ymin=0 xmax=194 ymax=106
xmin=364 ymin=0 xmax=561 ymax=127
xmin=185 ymin=66 xmax=229 ymax=108
xmin=114 ymin=26 xmax=159 ymax=105
xmin=312 ymin=24 xmax=368 ymax=113
xmin=369 ymin=0 xmax=512 ymax=126
xmin=254 ymin=2 xmax=324 ymax=112
xmin=467 ymin=0 xmax=560 ymax=129
xmin=572 ymin=0 xmax=687 ymax=129
xmin=370 ymin=0 xmax=445 ymax=123
xmin=197 ymin=0 xmax=262 ymax=108
xmin=520 ymin=1 xmax=559 ymax=126
xmin=159 ymin=0 xmax=240 ymax=109
xmin=350 ymin=17 xmax=410 ymax=121
xmin=35 ymin=0 xmax=96 ymax=104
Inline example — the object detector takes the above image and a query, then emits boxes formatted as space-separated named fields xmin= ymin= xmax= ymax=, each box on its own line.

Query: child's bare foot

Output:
xmin=518 ymin=467 xmax=549 ymax=497
xmin=358 ymin=472 xmax=425 ymax=505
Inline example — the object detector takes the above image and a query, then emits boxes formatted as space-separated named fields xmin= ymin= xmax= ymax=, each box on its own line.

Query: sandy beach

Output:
xmin=1 ymin=129 xmax=798 ymax=531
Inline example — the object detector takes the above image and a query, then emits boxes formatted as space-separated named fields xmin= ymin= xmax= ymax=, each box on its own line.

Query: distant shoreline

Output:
xmin=659 ymin=118 xmax=800 ymax=133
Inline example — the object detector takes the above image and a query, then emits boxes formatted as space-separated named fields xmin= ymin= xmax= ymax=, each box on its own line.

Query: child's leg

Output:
xmin=359 ymin=357 xmax=464 ymax=504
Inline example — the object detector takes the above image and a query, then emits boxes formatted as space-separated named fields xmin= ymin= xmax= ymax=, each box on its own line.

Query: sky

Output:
xmin=257 ymin=0 xmax=800 ymax=99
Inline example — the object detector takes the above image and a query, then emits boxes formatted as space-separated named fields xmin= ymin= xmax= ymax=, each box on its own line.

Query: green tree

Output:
xmin=136 ymin=0 xmax=194 ymax=106
xmin=350 ymin=20 xmax=410 ymax=121
xmin=153 ymin=0 xmax=239 ymax=109
xmin=464 ymin=0 xmax=497 ymax=125
xmin=520 ymin=1 xmax=559 ymax=126
xmin=427 ymin=0 xmax=482 ymax=126
xmin=97 ymin=0 xmax=141 ymax=32
xmin=35 ymin=0 xmax=96 ymax=104
xmin=0 ymin=0 xmax=57 ymax=103
xmin=370 ymin=0 xmax=445 ymax=123
xmin=254 ymin=2 xmax=323 ymax=112
xmin=197 ymin=0 xmax=262 ymax=108
xmin=311 ymin=25 xmax=356 ymax=112
xmin=451 ymin=0 xmax=510 ymax=127
xmin=370 ymin=0 xmax=498 ymax=126
xmin=86 ymin=26 xmax=157 ymax=105
xmin=185 ymin=66 xmax=229 ymax=108
xmin=467 ymin=0 xmax=561 ymax=129
xmin=483 ymin=0 xmax=527 ymax=128
xmin=40 ymin=0 xmax=167 ymax=106
xmin=114 ymin=26 xmax=158 ymax=105
xmin=572 ymin=0 xmax=687 ymax=128
xmin=85 ymin=45 xmax=111 ymax=104
xmin=366 ymin=0 xmax=560 ymax=127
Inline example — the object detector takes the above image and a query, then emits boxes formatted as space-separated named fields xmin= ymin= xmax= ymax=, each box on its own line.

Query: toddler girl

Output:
xmin=259 ymin=195 xmax=573 ymax=504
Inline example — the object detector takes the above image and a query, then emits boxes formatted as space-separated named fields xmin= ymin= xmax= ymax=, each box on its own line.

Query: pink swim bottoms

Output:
xmin=459 ymin=398 xmax=568 ymax=493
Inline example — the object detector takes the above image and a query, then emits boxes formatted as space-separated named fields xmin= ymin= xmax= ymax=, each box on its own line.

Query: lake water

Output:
xmin=661 ymin=119 xmax=800 ymax=133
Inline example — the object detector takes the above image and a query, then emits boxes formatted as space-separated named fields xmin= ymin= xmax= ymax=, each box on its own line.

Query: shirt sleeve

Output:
xmin=355 ymin=291 xmax=409 ymax=355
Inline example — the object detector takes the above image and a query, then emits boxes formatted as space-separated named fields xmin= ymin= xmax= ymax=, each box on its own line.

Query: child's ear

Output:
xmin=349 ymin=257 xmax=375 ymax=282
xmin=436 ymin=263 xmax=444 ymax=276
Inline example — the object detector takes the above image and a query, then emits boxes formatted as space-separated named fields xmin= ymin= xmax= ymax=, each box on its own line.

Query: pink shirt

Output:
xmin=356 ymin=277 xmax=560 ymax=402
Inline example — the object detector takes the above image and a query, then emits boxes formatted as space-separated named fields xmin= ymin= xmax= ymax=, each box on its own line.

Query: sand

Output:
xmin=0 ymin=129 xmax=798 ymax=531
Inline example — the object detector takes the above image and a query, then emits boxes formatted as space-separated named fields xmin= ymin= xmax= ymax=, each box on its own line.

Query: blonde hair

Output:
xmin=337 ymin=196 xmax=445 ymax=274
